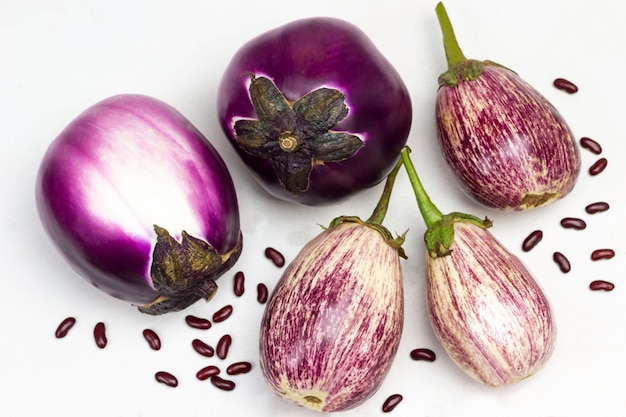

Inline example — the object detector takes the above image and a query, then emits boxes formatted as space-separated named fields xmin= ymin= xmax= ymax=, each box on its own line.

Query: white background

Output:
xmin=2 ymin=0 xmax=626 ymax=416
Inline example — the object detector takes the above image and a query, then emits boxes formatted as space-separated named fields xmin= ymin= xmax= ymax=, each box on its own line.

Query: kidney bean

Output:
xmin=382 ymin=394 xmax=403 ymax=413
xmin=212 ymin=305 xmax=233 ymax=323
xmin=579 ymin=137 xmax=602 ymax=154
xmin=589 ymin=280 xmax=615 ymax=291
xmin=93 ymin=322 xmax=107 ymax=348
xmin=553 ymin=252 xmax=571 ymax=273
xmin=155 ymin=371 xmax=178 ymax=387
xmin=553 ymin=78 xmax=578 ymax=94
xmin=560 ymin=217 xmax=586 ymax=230
xmin=55 ymin=317 xmax=76 ymax=338
xmin=216 ymin=334 xmax=232 ymax=360
xmin=585 ymin=202 xmax=609 ymax=214
xmin=589 ymin=158 xmax=608 ymax=176
xmin=591 ymin=249 xmax=615 ymax=261
xmin=233 ymin=271 xmax=245 ymax=297
xmin=226 ymin=361 xmax=252 ymax=375
xmin=196 ymin=365 xmax=221 ymax=381
xmin=522 ymin=230 xmax=543 ymax=252
xmin=185 ymin=314 xmax=211 ymax=330
xmin=142 ymin=329 xmax=161 ymax=351
xmin=211 ymin=375 xmax=236 ymax=391
xmin=192 ymin=339 xmax=214 ymax=357
xmin=257 ymin=283 xmax=269 ymax=304
xmin=410 ymin=348 xmax=436 ymax=362
xmin=264 ymin=247 xmax=285 ymax=267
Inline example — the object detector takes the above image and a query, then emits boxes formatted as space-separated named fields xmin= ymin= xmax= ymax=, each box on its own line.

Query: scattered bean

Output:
xmin=522 ymin=230 xmax=543 ymax=252
xmin=185 ymin=314 xmax=211 ymax=330
xmin=257 ymin=283 xmax=269 ymax=304
xmin=589 ymin=157 xmax=608 ymax=176
xmin=212 ymin=305 xmax=233 ymax=323
xmin=591 ymin=249 xmax=615 ymax=261
xmin=196 ymin=365 xmax=221 ymax=381
xmin=142 ymin=329 xmax=161 ymax=351
xmin=410 ymin=348 xmax=436 ymax=362
xmin=216 ymin=334 xmax=232 ymax=360
xmin=226 ymin=361 xmax=252 ymax=375
xmin=560 ymin=217 xmax=587 ymax=230
xmin=553 ymin=78 xmax=578 ymax=94
xmin=553 ymin=252 xmax=571 ymax=273
xmin=155 ymin=371 xmax=178 ymax=387
xmin=589 ymin=280 xmax=615 ymax=291
xmin=382 ymin=394 xmax=403 ymax=413
xmin=55 ymin=317 xmax=76 ymax=338
xmin=192 ymin=338 xmax=214 ymax=357
xmin=585 ymin=201 xmax=610 ymax=214
xmin=93 ymin=322 xmax=107 ymax=348
xmin=579 ymin=137 xmax=602 ymax=154
xmin=211 ymin=375 xmax=236 ymax=391
xmin=264 ymin=247 xmax=285 ymax=267
xmin=233 ymin=271 xmax=245 ymax=297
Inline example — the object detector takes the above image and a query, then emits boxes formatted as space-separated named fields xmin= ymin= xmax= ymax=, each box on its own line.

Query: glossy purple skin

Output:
xmin=36 ymin=94 xmax=241 ymax=305
xmin=217 ymin=17 xmax=412 ymax=205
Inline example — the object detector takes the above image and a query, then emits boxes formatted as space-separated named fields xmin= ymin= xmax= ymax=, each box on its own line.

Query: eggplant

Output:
xmin=217 ymin=17 xmax=412 ymax=206
xmin=259 ymin=160 xmax=405 ymax=412
xmin=434 ymin=2 xmax=581 ymax=210
xmin=400 ymin=147 xmax=556 ymax=386
xmin=36 ymin=94 xmax=242 ymax=315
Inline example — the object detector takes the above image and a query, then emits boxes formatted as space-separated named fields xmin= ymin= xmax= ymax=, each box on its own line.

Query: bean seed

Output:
xmin=226 ymin=361 xmax=252 ymax=375
xmin=585 ymin=202 xmax=609 ymax=214
xmin=155 ymin=371 xmax=178 ymax=387
xmin=589 ymin=280 xmax=615 ymax=291
xmin=264 ymin=247 xmax=285 ymax=267
xmin=211 ymin=375 xmax=235 ymax=391
xmin=94 ymin=322 xmax=107 ymax=348
xmin=553 ymin=252 xmax=571 ymax=273
xmin=216 ymin=334 xmax=232 ymax=360
xmin=142 ymin=329 xmax=161 ymax=351
xmin=212 ymin=305 xmax=233 ymax=323
xmin=591 ymin=249 xmax=615 ymax=261
xmin=522 ymin=230 xmax=543 ymax=252
xmin=192 ymin=338 xmax=214 ymax=357
xmin=196 ymin=365 xmax=220 ymax=381
xmin=55 ymin=317 xmax=76 ymax=338
xmin=257 ymin=283 xmax=269 ymax=304
xmin=233 ymin=271 xmax=245 ymax=297
xmin=553 ymin=78 xmax=578 ymax=94
xmin=589 ymin=157 xmax=608 ymax=176
xmin=410 ymin=348 xmax=436 ymax=362
xmin=579 ymin=137 xmax=602 ymax=154
xmin=382 ymin=394 xmax=403 ymax=413
xmin=185 ymin=314 xmax=211 ymax=330
xmin=560 ymin=217 xmax=586 ymax=230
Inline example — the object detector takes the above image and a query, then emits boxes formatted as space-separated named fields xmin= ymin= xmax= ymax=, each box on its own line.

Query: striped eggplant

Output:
xmin=400 ymin=147 xmax=556 ymax=386
xmin=434 ymin=2 xmax=581 ymax=210
xmin=259 ymin=160 xmax=405 ymax=412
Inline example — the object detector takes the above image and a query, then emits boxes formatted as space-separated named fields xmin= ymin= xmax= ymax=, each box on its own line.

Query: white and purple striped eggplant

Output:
xmin=401 ymin=147 xmax=556 ymax=386
xmin=259 ymin=161 xmax=405 ymax=412
xmin=434 ymin=2 xmax=581 ymax=210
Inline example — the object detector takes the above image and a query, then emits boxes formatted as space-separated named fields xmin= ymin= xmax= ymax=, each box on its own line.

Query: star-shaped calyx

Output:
xmin=234 ymin=74 xmax=364 ymax=195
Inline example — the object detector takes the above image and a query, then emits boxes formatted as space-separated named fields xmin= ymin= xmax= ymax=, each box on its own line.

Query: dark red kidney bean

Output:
xmin=216 ymin=334 xmax=232 ymax=360
xmin=410 ymin=348 xmax=436 ymax=362
xmin=522 ymin=230 xmax=543 ymax=252
xmin=553 ymin=252 xmax=571 ymax=273
xmin=264 ymin=247 xmax=285 ymax=267
xmin=192 ymin=339 xmax=214 ymax=357
xmin=142 ymin=329 xmax=161 ymax=351
xmin=211 ymin=375 xmax=236 ymax=391
xmin=579 ymin=137 xmax=602 ymax=154
xmin=257 ymin=283 xmax=269 ymax=304
xmin=185 ymin=314 xmax=211 ymax=330
xmin=382 ymin=394 xmax=403 ymax=413
xmin=93 ymin=322 xmax=107 ymax=348
xmin=212 ymin=305 xmax=233 ymax=323
xmin=233 ymin=271 xmax=245 ymax=297
xmin=196 ymin=365 xmax=221 ymax=381
xmin=589 ymin=158 xmax=608 ymax=176
xmin=560 ymin=217 xmax=587 ymax=230
xmin=226 ymin=361 xmax=252 ymax=375
xmin=553 ymin=78 xmax=578 ymax=94
xmin=589 ymin=280 xmax=615 ymax=291
xmin=55 ymin=317 xmax=76 ymax=338
xmin=591 ymin=249 xmax=615 ymax=261
xmin=155 ymin=371 xmax=178 ymax=387
xmin=586 ymin=202 xmax=610 ymax=214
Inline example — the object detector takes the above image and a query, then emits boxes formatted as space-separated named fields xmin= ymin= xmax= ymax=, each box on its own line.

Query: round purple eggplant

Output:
xmin=259 ymin=160 xmax=406 ymax=412
xmin=36 ymin=94 xmax=242 ymax=315
xmin=217 ymin=17 xmax=412 ymax=206
xmin=400 ymin=147 xmax=556 ymax=386
xmin=434 ymin=2 xmax=581 ymax=210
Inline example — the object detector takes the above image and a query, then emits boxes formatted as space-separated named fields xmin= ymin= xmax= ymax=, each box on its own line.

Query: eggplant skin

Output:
xmin=436 ymin=65 xmax=581 ymax=210
xmin=426 ymin=221 xmax=556 ymax=386
xmin=259 ymin=222 xmax=403 ymax=412
xmin=218 ymin=17 xmax=412 ymax=206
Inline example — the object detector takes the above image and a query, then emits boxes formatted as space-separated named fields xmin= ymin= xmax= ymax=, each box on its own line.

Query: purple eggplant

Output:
xmin=217 ymin=17 xmax=412 ymax=206
xmin=259 ymin=160 xmax=405 ymax=412
xmin=400 ymin=147 xmax=556 ymax=386
xmin=434 ymin=2 xmax=581 ymax=210
xmin=36 ymin=94 xmax=242 ymax=315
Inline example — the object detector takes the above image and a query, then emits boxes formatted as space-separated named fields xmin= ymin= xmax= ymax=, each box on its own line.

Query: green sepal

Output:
xmin=425 ymin=212 xmax=492 ymax=258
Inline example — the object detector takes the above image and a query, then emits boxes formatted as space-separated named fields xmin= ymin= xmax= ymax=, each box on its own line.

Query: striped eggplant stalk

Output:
xmin=434 ymin=2 xmax=581 ymax=211
xmin=259 ymin=159 xmax=406 ymax=412
xmin=400 ymin=147 xmax=556 ymax=386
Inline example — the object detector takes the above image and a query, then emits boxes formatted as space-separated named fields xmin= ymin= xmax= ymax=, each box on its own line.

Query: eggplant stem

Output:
xmin=400 ymin=147 xmax=443 ymax=227
xmin=436 ymin=2 xmax=466 ymax=68
xmin=366 ymin=156 xmax=403 ymax=225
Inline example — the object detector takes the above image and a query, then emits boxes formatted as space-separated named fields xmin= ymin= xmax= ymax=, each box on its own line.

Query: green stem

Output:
xmin=367 ymin=156 xmax=403 ymax=225
xmin=400 ymin=148 xmax=443 ymax=228
xmin=435 ymin=2 xmax=466 ymax=68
